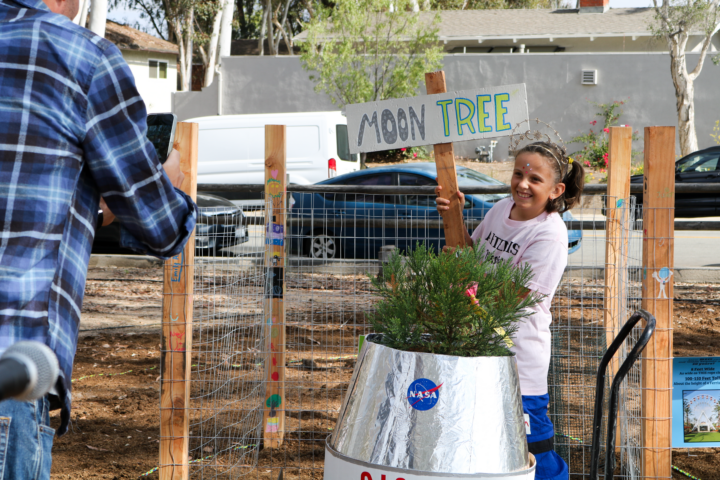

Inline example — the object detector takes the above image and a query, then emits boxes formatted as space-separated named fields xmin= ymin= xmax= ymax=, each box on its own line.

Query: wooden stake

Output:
xmin=603 ymin=126 xmax=632 ymax=453
xmin=425 ymin=71 xmax=466 ymax=249
xmin=262 ymin=125 xmax=287 ymax=448
xmin=160 ymin=122 xmax=198 ymax=480
xmin=641 ymin=126 xmax=674 ymax=480
xmin=604 ymin=126 xmax=632 ymax=371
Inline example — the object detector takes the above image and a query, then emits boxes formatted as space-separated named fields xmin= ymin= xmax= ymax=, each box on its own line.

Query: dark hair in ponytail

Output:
xmin=516 ymin=141 xmax=585 ymax=214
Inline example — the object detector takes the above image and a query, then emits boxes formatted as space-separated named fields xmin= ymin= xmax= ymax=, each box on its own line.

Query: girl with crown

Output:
xmin=436 ymin=124 xmax=585 ymax=480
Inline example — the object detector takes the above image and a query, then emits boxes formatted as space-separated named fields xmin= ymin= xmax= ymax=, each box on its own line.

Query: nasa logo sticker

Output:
xmin=406 ymin=378 xmax=442 ymax=411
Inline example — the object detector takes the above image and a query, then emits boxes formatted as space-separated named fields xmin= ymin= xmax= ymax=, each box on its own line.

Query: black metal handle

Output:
xmin=589 ymin=309 xmax=656 ymax=480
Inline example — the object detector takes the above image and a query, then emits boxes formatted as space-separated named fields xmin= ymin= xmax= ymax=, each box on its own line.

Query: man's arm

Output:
xmin=83 ymin=44 xmax=196 ymax=258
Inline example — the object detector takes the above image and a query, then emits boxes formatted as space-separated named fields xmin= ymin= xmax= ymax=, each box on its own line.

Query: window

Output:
xmin=398 ymin=174 xmax=437 ymax=207
xmin=677 ymin=152 xmax=720 ymax=173
xmin=456 ymin=169 xmax=508 ymax=203
xmin=346 ymin=174 xmax=394 ymax=204
xmin=149 ymin=60 xmax=168 ymax=79
xmin=336 ymin=125 xmax=357 ymax=162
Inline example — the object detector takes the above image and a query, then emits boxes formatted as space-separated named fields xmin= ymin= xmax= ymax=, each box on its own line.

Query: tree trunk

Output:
xmin=676 ymin=76 xmax=698 ymax=156
xmin=237 ymin=0 xmax=246 ymax=37
xmin=173 ymin=18 xmax=188 ymax=91
xmin=266 ymin=0 xmax=276 ymax=55
xmin=668 ymin=36 xmax=698 ymax=156
xmin=218 ymin=0 xmax=234 ymax=58
xmin=184 ymin=7 xmax=194 ymax=91
xmin=88 ymin=0 xmax=108 ymax=37
xmin=273 ymin=0 xmax=292 ymax=54
xmin=203 ymin=7 xmax=224 ymax=87
xmin=258 ymin=6 xmax=267 ymax=55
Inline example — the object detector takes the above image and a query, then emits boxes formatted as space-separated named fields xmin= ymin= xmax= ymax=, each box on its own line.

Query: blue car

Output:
xmin=289 ymin=163 xmax=582 ymax=259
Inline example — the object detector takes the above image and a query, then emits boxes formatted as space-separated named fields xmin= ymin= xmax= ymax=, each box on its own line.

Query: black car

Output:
xmin=92 ymin=193 xmax=249 ymax=256
xmin=630 ymin=146 xmax=720 ymax=218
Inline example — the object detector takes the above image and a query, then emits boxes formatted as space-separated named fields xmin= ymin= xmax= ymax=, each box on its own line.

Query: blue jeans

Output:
xmin=0 ymin=397 xmax=54 ymax=480
xmin=523 ymin=394 xmax=568 ymax=480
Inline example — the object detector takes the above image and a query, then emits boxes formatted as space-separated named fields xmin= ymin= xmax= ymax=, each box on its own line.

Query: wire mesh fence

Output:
xmin=549 ymin=195 xmax=647 ymax=480
xmin=165 ymin=186 xmax=663 ymax=480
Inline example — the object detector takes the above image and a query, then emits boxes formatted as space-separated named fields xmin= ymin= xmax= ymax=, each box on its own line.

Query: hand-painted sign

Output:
xmin=346 ymin=84 xmax=528 ymax=154
xmin=672 ymin=357 xmax=720 ymax=447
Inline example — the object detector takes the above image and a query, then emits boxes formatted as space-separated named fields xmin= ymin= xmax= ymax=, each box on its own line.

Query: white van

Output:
xmin=185 ymin=112 xmax=360 ymax=202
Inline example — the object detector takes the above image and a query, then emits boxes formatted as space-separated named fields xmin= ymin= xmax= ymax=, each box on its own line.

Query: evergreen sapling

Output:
xmin=369 ymin=243 xmax=542 ymax=357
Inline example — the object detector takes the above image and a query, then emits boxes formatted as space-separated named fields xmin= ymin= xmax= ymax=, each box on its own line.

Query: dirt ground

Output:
xmin=49 ymin=270 xmax=720 ymax=479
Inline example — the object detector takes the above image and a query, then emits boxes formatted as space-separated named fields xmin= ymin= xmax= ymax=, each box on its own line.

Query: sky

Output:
xmin=108 ymin=0 xmax=656 ymax=38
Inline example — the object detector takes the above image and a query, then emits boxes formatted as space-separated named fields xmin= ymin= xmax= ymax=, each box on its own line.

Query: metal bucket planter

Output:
xmin=325 ymin=334 xmax=535 ymax=480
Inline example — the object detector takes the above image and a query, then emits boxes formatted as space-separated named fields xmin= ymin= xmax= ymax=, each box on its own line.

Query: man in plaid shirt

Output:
xmin=0 ymin=0 xmax=197 ymax=475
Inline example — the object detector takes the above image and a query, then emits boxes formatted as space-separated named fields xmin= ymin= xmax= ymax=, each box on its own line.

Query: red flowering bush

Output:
xmin=569 ymin=100 xmax=640 ymax=170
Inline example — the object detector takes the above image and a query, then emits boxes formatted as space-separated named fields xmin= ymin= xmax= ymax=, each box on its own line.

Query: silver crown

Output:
xmin=509 ymin=119 xmax=571 ymax=179
xmin=509 ymin=118 xmax=565 ymax=153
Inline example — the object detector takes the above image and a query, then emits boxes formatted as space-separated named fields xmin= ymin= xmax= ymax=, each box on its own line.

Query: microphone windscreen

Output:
xmin=1 ymin=341 xmax=59 ymax=401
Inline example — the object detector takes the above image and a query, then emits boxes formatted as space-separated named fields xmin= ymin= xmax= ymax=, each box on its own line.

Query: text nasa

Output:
xmin=407 ymin=388 xmax=438 ymax=401
xmin=346 ymin=83 xmax=528 ymax=155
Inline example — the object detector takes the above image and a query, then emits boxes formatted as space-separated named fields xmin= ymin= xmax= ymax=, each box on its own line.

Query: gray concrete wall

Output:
xmin=174 ymin=53 xmax=720 ymax=159
xmin=173 ymin=75 xmax=219 ymax=119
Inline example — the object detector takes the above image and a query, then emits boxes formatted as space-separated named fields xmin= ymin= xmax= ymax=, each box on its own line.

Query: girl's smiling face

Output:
xmin=510 ymin=152 xmax=565 ymax=221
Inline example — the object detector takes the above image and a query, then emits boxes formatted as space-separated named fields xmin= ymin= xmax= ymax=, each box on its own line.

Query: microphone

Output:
xmin=0 ymin=341 xmax=59 ymax=402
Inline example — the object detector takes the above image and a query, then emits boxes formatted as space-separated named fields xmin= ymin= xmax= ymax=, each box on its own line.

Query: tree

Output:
xmin=650 ymin=0 xmax=720 ymax=155
xmin=111 ymin=0 xmax=236 ymax=90
xmin=368 ymin=244 xmax=542 ymax=357
xmin=299 ymin=0 xmax=444 ymax=107
xmin=684 ymin=398 xmax=692 ymax=426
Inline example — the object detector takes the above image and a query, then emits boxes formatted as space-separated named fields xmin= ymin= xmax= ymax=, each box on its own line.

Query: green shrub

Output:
xmin=368 ymin=243 xmax=542 ymax=357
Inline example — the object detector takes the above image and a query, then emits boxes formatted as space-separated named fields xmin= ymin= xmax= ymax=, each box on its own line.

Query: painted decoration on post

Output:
xmin=346 ymin=83 xmax=528 ymax=154
xmin=266 ymin=416 xmax=279 ymax=433
xmin=652 ymin=267 xmax=673 ymax=299
xmin=266 ymin=169 xmax=283 ymax=208
xmin=672 ymin=357 xmax=720 ymax=447
xmin=266 ymin=224 xmax=284 ymax=246
xmin=406 ymin=378 xmax=442 ymax=411
xmin=170 ymin=251 xmax=184 ymax=282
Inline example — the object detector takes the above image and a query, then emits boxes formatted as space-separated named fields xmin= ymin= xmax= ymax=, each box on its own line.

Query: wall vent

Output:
xmin=581 ymin=69 xmax=598 ymax=85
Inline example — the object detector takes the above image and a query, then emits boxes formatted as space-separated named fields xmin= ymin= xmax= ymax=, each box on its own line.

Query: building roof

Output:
xmin=231 ymin=39 xmax=300 ymax=56
xmin=435 ymin=8 xmax=658 ymax=41
xmin=295 ymin=8 xmax=707 ymax=43
xmin=105 ymin=20 xmax=179 ymax=55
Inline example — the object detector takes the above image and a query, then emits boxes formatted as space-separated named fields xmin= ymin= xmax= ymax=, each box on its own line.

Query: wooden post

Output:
xmin=425 ymin=71 xmax=466 ymax=249
xmin=604 ymin=126 xmax=632 ymax=369
xmin=641 ymin=126 xmax=675 ymax=480
xmin=262 ymin=125 xmax=287 ymax=448
xmin=160 ymin=122 xmax=198 ymax=480
xmin=603 ymin=126 xmax=632 ymax=455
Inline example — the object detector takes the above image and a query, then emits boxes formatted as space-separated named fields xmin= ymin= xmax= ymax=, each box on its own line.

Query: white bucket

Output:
xmin=324 ymin=439 xmax=536 ymax=480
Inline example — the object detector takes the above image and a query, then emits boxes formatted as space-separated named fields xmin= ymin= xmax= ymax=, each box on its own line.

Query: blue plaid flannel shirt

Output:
xmin=0 ymin=0 xmax=197 ymax=435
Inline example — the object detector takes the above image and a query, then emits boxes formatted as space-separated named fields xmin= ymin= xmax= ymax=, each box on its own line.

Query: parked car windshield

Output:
xmin=456 ymin=169 xmax=507 ymax=203
xmin=677 ymin=151 xmax=720 ymax=173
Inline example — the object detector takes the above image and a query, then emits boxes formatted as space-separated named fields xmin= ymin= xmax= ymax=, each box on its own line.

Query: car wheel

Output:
xmin=309 ymin=232 xmax=338 ymax=259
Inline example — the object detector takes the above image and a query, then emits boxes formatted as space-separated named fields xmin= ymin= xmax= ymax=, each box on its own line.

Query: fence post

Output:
xmin=160 ymin=122 xmax=198 ymax=480
xmin=641 ymin=126 xmax=675 ymax=480
xmin=263 ymin=125 xmax=287 ymax=448
xmin=424 ymin=71 xmax=466 ymax=249
xmin=604 ymin=126 xmax=633 ymax=372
